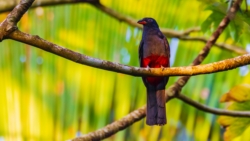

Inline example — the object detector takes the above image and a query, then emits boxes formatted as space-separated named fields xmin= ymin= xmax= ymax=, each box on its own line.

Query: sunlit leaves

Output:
xmin=201 ymin=1 xmax=250 ymax=41
xmin=201 ymin=10 xmax=224 ymax=33
xmin=218 ymin=84 xmax=250 ymax=141
xmin=201 ymin=2 xmax=227 ymax=33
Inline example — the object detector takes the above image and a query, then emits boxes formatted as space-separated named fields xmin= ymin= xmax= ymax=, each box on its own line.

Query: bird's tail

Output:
xmin=146 ymin=89 xmax=166 ymax=125
xmin=156 ymin=89 xmax=166 ymax=125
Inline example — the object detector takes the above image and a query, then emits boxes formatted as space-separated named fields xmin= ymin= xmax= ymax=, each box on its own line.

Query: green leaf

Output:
xmin=218 ymin=84 xmax=250 ymax=141
xmin=201 ymin=11 xmax=225 ymax=33
xmin=201 ymin=2 xmax=226 ymax=33
xmin=204 ymin=2 xmax=227 ymax=14
xmin=201 ymin=1 xmax=250 ymax=41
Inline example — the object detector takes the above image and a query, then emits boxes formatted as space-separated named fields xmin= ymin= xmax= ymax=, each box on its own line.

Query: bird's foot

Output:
xmin=147 ymin=65 xmax=151 ymax=72
xmin=161 ymin=65 xmax=165 ymax=71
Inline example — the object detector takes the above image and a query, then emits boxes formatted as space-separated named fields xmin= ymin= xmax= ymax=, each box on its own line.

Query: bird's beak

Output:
xmin=137 ymin=19 xmax=147 ymax=25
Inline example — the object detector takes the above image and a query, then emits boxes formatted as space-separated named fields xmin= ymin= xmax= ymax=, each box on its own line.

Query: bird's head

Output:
xmin=137 ymin=17 xmax=159 ymax=28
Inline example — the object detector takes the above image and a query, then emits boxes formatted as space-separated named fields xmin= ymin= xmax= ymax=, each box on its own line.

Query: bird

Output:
xmin=138 ymin=17 xmax=170 ymax=126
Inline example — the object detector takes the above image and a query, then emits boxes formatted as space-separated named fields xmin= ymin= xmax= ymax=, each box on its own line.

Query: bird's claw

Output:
xmin=161 ymin=65 xmax=165 ymax=71
xmin=147 ymin=65 xmax=151 ymax=72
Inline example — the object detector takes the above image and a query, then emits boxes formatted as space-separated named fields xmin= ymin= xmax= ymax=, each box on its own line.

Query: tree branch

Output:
xmin=92 ymin=3 xmax=199 ymax=36
xmin=177 ymin=94 xmax=250 ymax=117
xmin=92 ymin=2 xmax=247 ymax=55
xmin=0 ymin=0 xmax=99 ymax=13
xmin=6 ymin=30 xmax=250 ymax=78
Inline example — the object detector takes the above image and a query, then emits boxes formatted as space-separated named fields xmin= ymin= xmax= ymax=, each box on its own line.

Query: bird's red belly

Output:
xmin=142 ymin=55 xmax=169 ymax=85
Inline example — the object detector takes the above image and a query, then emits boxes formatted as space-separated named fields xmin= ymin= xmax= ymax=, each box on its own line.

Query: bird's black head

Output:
xmin=137 ymin=17 xmax=159 ymax=28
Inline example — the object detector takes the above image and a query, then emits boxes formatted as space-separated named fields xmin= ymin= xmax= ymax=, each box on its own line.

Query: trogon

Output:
xmin=138 ymin=17 xmax=170 ymax=126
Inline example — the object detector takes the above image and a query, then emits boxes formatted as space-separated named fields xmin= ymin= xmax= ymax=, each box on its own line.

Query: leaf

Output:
xmin=201 ymin=1 xmax=250 ymax=41
xmin=218 ymin=84 xmax=250 ymax=141
xmin=220 ymin=84 xmax=250 ymax=102
xmin=201 ymin=11 xmax=225 ymax=33
xmin=201 ymin=2 xmax=226 ymax=33
xmin=204 ymin=1 xmax=227 ymax=14
xmin=229 ymin=12 xmax=250 ymax=41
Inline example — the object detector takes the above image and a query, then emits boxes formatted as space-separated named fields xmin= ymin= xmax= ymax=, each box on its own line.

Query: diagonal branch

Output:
xmin=73 ymin=0 xmax=243 ymax=140
xmin=92 ymin=2 xmax=247 ymax=55
xmin=72 ymin=106 xmax=146 ymax=141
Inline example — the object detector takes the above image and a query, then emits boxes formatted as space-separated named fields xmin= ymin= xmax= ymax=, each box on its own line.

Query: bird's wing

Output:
xmin=158 ymin=31 xmax=170 ymax=66
xmin=138 ymin=40 xmax=144 ymax=66
xmin=139 ymin=40 xmax=148 ymax=86
xmin=164 ymin=36 xmax=170 ymax=59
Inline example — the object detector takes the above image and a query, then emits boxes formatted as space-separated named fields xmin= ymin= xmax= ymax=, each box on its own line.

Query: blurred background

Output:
xmin=0 ymin=0 xmax=250 ymax=140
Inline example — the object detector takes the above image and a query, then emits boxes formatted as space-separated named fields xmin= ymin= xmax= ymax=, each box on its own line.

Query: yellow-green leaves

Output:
xmin=218 ymin=84 xmax=250 ymax=141
xmin=220 ymin=84 xmax=250 ymax=102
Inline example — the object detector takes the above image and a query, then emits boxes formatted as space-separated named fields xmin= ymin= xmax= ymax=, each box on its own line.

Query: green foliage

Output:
xmin=218 ymin=84 xmax=250 ymax=141
xmin=201 ymin=0 xmax=250 ymax=41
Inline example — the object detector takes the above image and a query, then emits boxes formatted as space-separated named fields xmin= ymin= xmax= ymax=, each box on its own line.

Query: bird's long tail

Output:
xmin=156 ymin=89 xmax=166 ymax=125
xmin=146 ymin=89 xmax=166 ymax=125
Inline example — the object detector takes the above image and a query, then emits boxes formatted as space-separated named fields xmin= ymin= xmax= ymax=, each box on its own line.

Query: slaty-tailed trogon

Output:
xmin=138 ymin=17 xmax=170 ymax=126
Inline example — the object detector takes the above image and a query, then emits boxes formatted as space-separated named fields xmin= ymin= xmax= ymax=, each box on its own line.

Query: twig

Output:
xmin=179 ymin=36 xmax=247 ymax=55
xmin=0 ymin=0 xmax=100 ymax=13
xmin=177 ymin=94 xmax=250 ymax=117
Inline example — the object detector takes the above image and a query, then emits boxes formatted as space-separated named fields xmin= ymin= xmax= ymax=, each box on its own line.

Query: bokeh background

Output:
xmin=0 ymin=0 xmax=250 ymax=140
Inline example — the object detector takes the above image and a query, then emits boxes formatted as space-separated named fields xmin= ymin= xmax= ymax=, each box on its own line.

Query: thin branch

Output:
xmin=6 ymin=30 xmax=250 ymax=78
xmin=177 ymin=94 xmax=250 ymax=117
xmin=0 ymin=0 xmax=99 ymax=13
xmin=92 ymin=3 xmax=200 ymax=36
xmin=179 ymin=36 xmax=247 ymax=55
xmin=73 ymin=0 xmax=243 ymax=140
xmin=93 ymin=2 xmax=247 ymax=55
